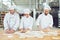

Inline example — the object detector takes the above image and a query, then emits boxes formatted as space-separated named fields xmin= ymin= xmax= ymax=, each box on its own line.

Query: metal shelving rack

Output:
xmin=0 ymin=12 xmax=5 ymax=28
xmin=58 ymin=11 xmax=60 ymax=27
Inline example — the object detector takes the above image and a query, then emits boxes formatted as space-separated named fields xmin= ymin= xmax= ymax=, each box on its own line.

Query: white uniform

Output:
xmin=4 ymin=12 xmax=20 ymax=31
xmin=36 ymin=13 xmax=53 ymax=29
xmin=20 ymin=16 xmax=33 ymax=30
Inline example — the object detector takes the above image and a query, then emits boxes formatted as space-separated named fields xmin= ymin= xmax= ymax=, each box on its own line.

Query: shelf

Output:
xmin=0 ymin=11 xmax=7 ymax=28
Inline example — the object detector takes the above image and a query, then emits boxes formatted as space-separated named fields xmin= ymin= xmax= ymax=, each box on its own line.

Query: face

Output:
xmin=24 ymin=13 xmax=30 ymax=18
xmin=44 ymin=9 xmax=49 ymax=15
xmin=9 ymin=9 xmax=15 ymax=14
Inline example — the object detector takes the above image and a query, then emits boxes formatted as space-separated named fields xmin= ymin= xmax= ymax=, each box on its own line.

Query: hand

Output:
xmin=26 ymin=28 xmax=30 ymax=31
xmin=42 ymin=28 xmax=50 ymax=32
xmin=21 ymin=29 xmax=27 ymax=33
xmin=20 ymin=29 xmax=28 ymax=33
xmin=19 ymin=28 xmax=24 ymax=33
xmin=19 ymin=28 xmax=30 ymax=33
xmin=37 ymin=25 xmax=42 ymax=31
xmin=5 ymin=29 xmax=11 ymax=34
xmin=5 ymin=29 xmax=15 ymax=34
xmin=10 ymin=29 xmax=15 ymax=33
xmin=19 ymin=28 xmax=26 ymax=33
xmin=23 ymin=28 xmax=31 ymax=33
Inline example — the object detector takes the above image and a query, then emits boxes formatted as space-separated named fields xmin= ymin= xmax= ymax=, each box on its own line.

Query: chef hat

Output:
xmin=43 ymin=2 xmax=51 ymax=10
xmin=9 ymin=6 xmax=15 ymax=10
xmin=23 ymin=9 xmax=31 ymax=14
xmin=44 ymin=6 xmax=51 ymax=10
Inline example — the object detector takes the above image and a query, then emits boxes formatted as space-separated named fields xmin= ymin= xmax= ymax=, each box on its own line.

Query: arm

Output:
xmin=28 ymin=18 xmax=34 ymax=30
xmin=36 ymin=16 xmax=40 ymax=26
xmin=4 ymin=14 xmax=9 ymax=31
xmin=49 ymin=16 xmax=53 ymax=28
xmin=12 ymin=14 xmax=20 ymax=31
xmin=19 ymin=17 xmax=24 ymax=30
xmin=36 ymin=15 xmax=42 ymax=30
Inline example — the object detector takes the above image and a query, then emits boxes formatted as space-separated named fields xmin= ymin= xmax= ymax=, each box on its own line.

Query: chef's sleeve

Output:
xmin=36 ymin=15 xmax=41 ymax=26
xmin=13 ymin=14 xmax=20 ymax=31
xmin=49 ymin=16 xmax=53 ymax=28
xmin=19 ymin=17 xmax=23 ymax=29
xmin=28 ymin=18 xmax=34 ymax=30
xmin=3 ymin=14 xmax=9 ymax=31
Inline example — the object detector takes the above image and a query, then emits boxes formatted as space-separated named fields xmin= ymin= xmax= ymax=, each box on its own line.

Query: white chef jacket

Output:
xmin=20 ymin=16 xmax=33 ymax=30
xmin=4 ymin=12 xmax=20 ymax=31
xmin=36 ymin=13 xmax=53 ymax=29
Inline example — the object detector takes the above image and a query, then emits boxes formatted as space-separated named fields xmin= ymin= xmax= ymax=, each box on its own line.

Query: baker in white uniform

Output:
xmin=19 ymin=9 xmax=33 ymax=33
xmin=36 ymin=4 xmax=53 ymax=32
xmin=3 ymin=6 xmax=20 ymax=33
